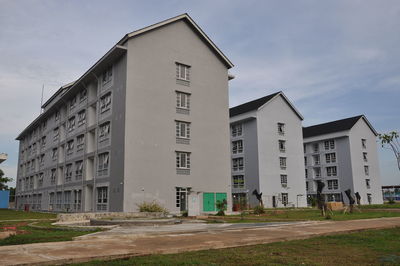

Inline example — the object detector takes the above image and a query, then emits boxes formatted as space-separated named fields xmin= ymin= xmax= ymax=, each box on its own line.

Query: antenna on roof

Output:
xmin=40 ymin=84 xmax=44 ymax=114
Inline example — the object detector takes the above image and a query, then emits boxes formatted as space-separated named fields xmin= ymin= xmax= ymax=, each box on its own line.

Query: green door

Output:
xmin=216 ymin=193 xmax=227 ymax=210
xmin=203 ymin=193 xmax=215 ymax=212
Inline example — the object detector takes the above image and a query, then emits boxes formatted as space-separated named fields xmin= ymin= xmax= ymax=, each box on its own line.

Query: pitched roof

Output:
xmin=303 ymin=115 xmax=378 ymax=138
xmin=117 ymin=13 xmax=233 ymax=69
xmin=230 ymin=92 xmax=281 ymax=117
xmin=229 ymin=91 xmax=303 ymax=120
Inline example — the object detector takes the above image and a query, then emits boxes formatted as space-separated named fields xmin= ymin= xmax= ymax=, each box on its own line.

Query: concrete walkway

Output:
xmin=1 ymin=217 xmax=400 ymax=265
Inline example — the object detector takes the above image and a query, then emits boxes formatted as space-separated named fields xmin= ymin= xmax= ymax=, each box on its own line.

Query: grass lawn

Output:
xmin=360 ymin=203 xmax=400 ymax=209
xmin=0 ymin=209 xmax=99 ymax=246
xmin=0 ymin=209 xmax=56 ymax=220
xmin=75 ymin=227 xmax=400 ymax=266
xmin=205 ymin=208 xmax=400 ymax=223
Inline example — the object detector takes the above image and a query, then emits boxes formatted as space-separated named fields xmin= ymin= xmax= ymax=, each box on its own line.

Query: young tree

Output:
xmin=379 ymin=131 xmax=400 ymax=171
xmin=0 ymin=169 xmax=13 ymax=190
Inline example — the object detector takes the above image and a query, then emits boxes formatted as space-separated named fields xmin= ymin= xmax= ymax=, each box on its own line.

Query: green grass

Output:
xmin=75 ymin=227 xmax=400 ymax=266
xmin=0 ymin=210 xmax=98 ymax=246
xmin=206 ymin=208 xmax=400 ymax=223
xmin=0 ymin=209 xmax=56 ymax=220
xmin=360 ymin=203 xmax=400 ymax=209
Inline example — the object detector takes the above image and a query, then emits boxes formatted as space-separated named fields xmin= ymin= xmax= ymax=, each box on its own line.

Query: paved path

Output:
xmin=1 ymin=217 xmax=400 ymax=265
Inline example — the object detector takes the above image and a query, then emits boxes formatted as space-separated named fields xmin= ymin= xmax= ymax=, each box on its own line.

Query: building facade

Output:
xmin=229 ymin=92 xmax=307 ymax=209
xmin=15 ymin=14 xmax=234 ymax=214
xmin=303 ymin=115 xmax=383 ymax=205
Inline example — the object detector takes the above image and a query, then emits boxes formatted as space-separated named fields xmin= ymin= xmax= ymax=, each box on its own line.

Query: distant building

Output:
xmin=303 ymin=115 xmax=383 ymax=205
xmin=229 ymin=92 xmax=307 ymax=208
xmin=0 ymin=153 xmax=7 ymax=164
xmin=382 ymin=185 xmax=400 ymax=201
xmin=0 ymin=191 xmax=10 ymax=208
xmin=15 ymin=14 xmax=234 ymax=214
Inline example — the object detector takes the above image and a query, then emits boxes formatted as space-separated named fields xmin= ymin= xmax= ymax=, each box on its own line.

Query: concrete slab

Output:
xmin=1 ymin=217 xmax=400 ymax=265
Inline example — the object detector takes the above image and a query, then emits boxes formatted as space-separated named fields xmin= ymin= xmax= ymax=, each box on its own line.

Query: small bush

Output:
xmin=137 ymin=201 xmax=168 ymax=214
xmin=253 ymin=205 xmax=265 ymax=215
xmin=181 ymin=210 xmax=188 ymax=217
xmin=216 ymin=199 xmax=227 ymax=216
xmin=388 ymin=199 xmax=396 ymax=205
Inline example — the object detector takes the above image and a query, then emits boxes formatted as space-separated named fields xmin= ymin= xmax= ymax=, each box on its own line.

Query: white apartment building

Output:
xmin=303 ymin=115 xmax=383 ymax=205
xmin=15 ymin=14 xmax=234 ymax=214
xmin=230 ymin=92 xmax=307 ymax=208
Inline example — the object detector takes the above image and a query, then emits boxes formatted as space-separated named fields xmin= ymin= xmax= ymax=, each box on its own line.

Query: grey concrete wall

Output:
xmin=123 ymin=20 xmax=232 ymax=213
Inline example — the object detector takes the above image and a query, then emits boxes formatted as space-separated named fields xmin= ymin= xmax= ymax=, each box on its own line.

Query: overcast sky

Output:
xmin=0 ymin=0 xmax=399 ymax=186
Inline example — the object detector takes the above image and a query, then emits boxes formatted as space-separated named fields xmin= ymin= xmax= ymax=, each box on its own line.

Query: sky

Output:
xmin=0 ymin=0 xmax=399 ymax=187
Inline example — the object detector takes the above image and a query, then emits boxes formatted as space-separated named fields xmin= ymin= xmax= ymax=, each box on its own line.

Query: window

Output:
xmin=97 ymin=187 xmax=108 ymax=211
xmin=38 ymin=173 xmax=44 ymax=187
xmin=79 ymin=89 xmax=87 ymax=102
xmin=99 ymin=121 xmax=111 ymax=141
xmin=327 ymin=180 xmax=339 ymax=190
xmin=100 ymin=93 xmax=112 ymax=113
xmin=74 ymin=190 xmax=82 ymax=211
xmin=364 ymin=165 xmax=369 ymax=175
xmin=56 ymin=192 xmax=62 ymax=209
xmin=70 ymin=96 xmax=77 ymax=110
xmin=76 ymin=134 xmax=84 ymax=151
xmin=324 ymin=139 xmax=335 ymax=150
xmin=53 ymin=127 xmax=59 ymax=142
xmin=233 ymin=175 xmax=245 ymax=188
xmin=39 ymin=154 xmax=45 ymax=166
xmin=367 ymin=193 xmax=372 ymax=204
xmin=52 ymin=148 xmax=58 ymax=161
xmin=313 ymin=143 xmax=319 ymax=153
xmin=32 ymin=143 xmax=37 ymax=154
xmin=65 ymin=164 xmax=72 ymax=182
xmin=306 ymin=181 xmax=309 ymax=191
xmin=314 ymin=167 xmax=321 ymax=178
xmin=366 ymin=179 xmax=371 ymax=189
xmin=326 ymin=166 xmax=337 ymax=176
xmin=64 ymin=191 xmax=71 ymax=210
xmin=55 ymin=110 xmax=60 ymax=122
xmin=305 ymin=169 xmax=308 ymax=178
xmin=98 ymin=152 xmax=110 ymax=176
xmin=42 ymin=120 xmax=47 ymax=131
xmin=277 ymin=123 xmax=285 ymax=135
xmin=176 ymin=121 xmax=190 ymax=139
xmin=281 ymin=193 xmax=288 ymax=206
xmin=176 ymin=152 xmax=190 ymax=169
xmin=362 ymin=139 xmax=367 ymax=149
xmin=176 ymin=91 xmax=190 ymax=110
xmin=231 ymin=124 xmax=243 ymax=137
xmin=232 ymin=158 xmax=244 ymax=171
xmin=279 ymin=157 xmax=287 ymax=169
xmin=49 ymin=192 xmax=55 ymax=209
xmin=77 ymin=110 xmax=86 ymax=126
xmin=41 ymin=136 xmax=46 ymax=148
xmin=325 ymin=153 xmax=336 ymax=163
xmin=304 ymin=156 xmax=307 ymax=166
xmin=280 ymin=174 xmax=287 ymax=187
xmin=232 ymin=140 xmax=243 ymax=154
xmin=279 ymin=140 xmax=286 ymax=152
xmin=176 ymin=63 xmax=190 ymax=81
xmin=313 ymin=155 xmax=320 ymax=165
xmin=68 ymin=116 xmax=75 ymax=132
xmin=363 ymin=152 xmax=368 ymax=162
xmin=50 ymin=169 xmax=56 ymax=185
xmin=66 ymin=140 xmax=74 ymax=155
xmin=75 ymin=161 xmax=83 ymax=180
xmin=102 ymin=67 xmax=113 ymax=86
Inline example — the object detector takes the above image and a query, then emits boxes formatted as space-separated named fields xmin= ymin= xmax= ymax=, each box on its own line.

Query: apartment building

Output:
xmin=229 ymin=92 xmax=307 ymax=208
xmin=303 ymin=115 xmax=383 ymax=205
xmin=15 ymin=14 xmax=234 ymax=214
xmin=0 ymin=153 xmax=7 ymax=164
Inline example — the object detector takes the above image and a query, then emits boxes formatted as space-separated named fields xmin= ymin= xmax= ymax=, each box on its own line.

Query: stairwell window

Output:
xmin=327 ymin=179 xmax=338 ymax=190
xmin=363 ymin=152 xmax=368 ymax=162
xmin=278 ymin=123 xmax=285 ymax=135
xmin=279 ymin=140 xmax=286 ymax=152
xmin=366 ymin=179 xmax=371 ymax=189
xmin=77 ymin=110 xmax=86 ymax=126
xmin=176 ymin=63 xmax=190 ymax=81
xmin=325 ymin=153 xmax=336 ymax=163
xmin=176 ymin=91 xmax=190 ymax=110
xmin=99 ymin=121 xmax=111 ymax=142
xmin=233 ymin=175 xmax=245 ymax=188
xmin=176 ymin=152 xmax=190 ymax=169
xmin=102 ymin=66 xmax=113 ymax=86
xmin=279 ymin=157 xmax=287 ymax=169
xmin=280 ymin=174 xmax=288 ymax=187
xmin=231 ymin=124 xmax=243 ymax=137
xmin=324 ymin=139 xmax=335 ymax=150
xmin=75 ymin=160 xmax=83 ymax=180
xmin=98 ymin=152 xmax=110 ymax=176
xmin=100 ymin=93 xmax=112 ymax=113
xmin=362 ymin=139 xmax=367 ymax=149
xmin=232 ymin=158 xmax=244 ymax=171
xmin=232 ymin=140 xmax=243 ymax=154
xmin=326 ymin=166 xmax=337 ymax=176
xmin=364 ymin=165 xmax=369 ymax=176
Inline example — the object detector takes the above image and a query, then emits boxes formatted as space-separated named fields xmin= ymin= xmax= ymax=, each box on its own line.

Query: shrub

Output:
xmin=216 ymin=199 xmax=227 ymax=216
xmin=181 ymin=210 xmax=188 ymax=217
xmin=137 ymin=201 xmax=168 ymax=214
xmin=388 ymin=199 xmax=396 ymax=205
xmin=253 ymin=205 xmax=265 ymax=215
